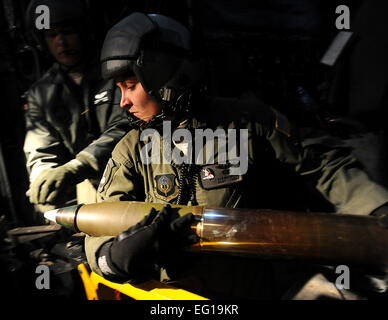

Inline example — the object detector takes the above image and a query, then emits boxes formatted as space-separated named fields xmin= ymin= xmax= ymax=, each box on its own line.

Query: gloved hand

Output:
xmin=97 ymin=204 xmax=200 ymax=282
xmin=29 ymin=159 xmax=90 ymax=205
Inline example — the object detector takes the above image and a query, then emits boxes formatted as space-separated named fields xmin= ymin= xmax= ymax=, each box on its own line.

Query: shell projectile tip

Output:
xmin=44 ymin=209 xmax=58 ymax=223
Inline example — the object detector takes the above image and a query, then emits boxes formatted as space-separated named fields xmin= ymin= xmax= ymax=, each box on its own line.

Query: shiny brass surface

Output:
xmin=192 ymin=207 xmax=388 ymax=267
xmin=76 ymin=201 xmax=200 ymax=236
xmin=55 ymin=204 xmax=82 ymax=231
xmin=51 ymin=202 xmax=388 ymax=268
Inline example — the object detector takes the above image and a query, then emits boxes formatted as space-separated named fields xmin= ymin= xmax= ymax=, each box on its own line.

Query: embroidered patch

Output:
xmin=154 ymin=174 xmax=179 ymax=202
xmin=199 ymin=164 xmax=243 ymax=190
xmin=94 ymin=90 xmax=111 ymax=105
xmin=98 ymin=158 xmax=115 ymax=192
xmin=202 ymin=168 xmax=215 ymax=180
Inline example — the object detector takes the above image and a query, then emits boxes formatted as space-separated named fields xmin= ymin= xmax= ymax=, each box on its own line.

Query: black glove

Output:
xmin=97 ymin=205 xmax=200 ymax=282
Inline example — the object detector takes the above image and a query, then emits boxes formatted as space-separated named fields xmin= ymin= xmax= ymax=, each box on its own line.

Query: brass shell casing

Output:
xmin=190 ymin=207 xmax=388 ymax=268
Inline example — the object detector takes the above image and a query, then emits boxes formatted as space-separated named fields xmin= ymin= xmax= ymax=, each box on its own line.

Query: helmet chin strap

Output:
xmin=126 ymin=112 xmax=167 ymax=130
xmin=126 ymin=89 xmax=195 ymax=130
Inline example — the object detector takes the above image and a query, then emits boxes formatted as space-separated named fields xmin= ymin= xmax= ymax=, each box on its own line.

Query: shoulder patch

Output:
xmin=94 ymin=89 xmax=112 ymax=105
xmin=199 ymin=164 xmax=243 ymax=190
xmin=98 ymin=158 xmax=116 ymax=193
xmin=153 ymin=174 xmax=179 ymax=202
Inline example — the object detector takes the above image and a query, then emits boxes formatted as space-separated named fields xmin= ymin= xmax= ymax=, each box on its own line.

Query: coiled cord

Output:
xmin=176 ymin=163 xmax=199 ymax=205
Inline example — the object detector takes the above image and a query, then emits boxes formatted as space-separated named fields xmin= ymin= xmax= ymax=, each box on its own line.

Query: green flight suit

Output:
xmin=85 ymin=97 xmax=388 ymax=298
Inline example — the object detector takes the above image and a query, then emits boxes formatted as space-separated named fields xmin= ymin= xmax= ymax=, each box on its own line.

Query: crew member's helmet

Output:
xmin=100 ymin=12 xmax=203 ymax=128
xmin=25 ymin=0 xmax=87 ymax=51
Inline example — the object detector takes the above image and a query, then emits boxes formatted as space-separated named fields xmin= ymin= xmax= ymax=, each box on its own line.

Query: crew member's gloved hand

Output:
xmin=97 ymin=204 xmax=200 ymax=283
xmin=29 ymin=158 xmax=91 ymax=205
